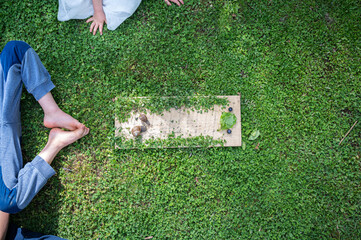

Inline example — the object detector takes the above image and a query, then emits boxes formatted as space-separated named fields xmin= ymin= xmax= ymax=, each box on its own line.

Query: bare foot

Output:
xmin=38 ymin=126 xmax=89 ymax=165
xmin=48 ymin=126 xmax=90 ymax=149
xmin=44 ymin=109 xmax=82 ymax=130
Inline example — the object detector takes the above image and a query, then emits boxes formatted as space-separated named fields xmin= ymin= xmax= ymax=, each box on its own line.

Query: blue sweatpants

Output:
xmin=0 ymin=41 xmax=56 ymax=213
xmin=6 ymin=223 xmax=66 ymax=240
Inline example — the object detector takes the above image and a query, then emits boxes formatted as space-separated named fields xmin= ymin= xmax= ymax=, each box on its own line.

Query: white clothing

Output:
xmin=58 ymin=0 xmax=142 ymax=30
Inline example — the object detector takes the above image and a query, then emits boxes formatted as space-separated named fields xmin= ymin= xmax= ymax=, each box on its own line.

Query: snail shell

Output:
xmin=131 ymin=126 xmax=146 ymax=137
xmin=139 ymin=114 xmax=148 ymax=122
xmin=139 ymin=113 xmax=150 ymax=125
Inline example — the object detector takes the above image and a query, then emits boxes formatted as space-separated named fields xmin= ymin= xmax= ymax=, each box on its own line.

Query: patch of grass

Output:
xmin=115 ymin=134 xmax=225 ymax=149
xmin=1 ymin=0 xmax=360 ymax=239
xmin=115 ymin=95 xmax=229 ymax=123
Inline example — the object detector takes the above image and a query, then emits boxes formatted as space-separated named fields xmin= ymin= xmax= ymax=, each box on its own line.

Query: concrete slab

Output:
xmin=115 ymin=95 xmax=241 ymax=148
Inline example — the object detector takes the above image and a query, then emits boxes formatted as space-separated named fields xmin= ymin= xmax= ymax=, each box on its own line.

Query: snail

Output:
xmin=139 ymin=113 xmax=150 ymax=125
xmin=131 ymin=126 xmax=146 ymax=137
xmin=139 ymin=114 xmax=147 ymax=122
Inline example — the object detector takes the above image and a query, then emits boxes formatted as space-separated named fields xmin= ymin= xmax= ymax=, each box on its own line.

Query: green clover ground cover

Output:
xmin=1 ymin=0 xmax=360 ymax=239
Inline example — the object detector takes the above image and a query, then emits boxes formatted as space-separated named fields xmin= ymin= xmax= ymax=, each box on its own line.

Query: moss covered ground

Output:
xmin=1 ymin=0 xmax=360 ymax=239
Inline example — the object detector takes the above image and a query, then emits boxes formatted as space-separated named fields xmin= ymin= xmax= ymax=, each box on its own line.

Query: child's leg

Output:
xmin=0 ymin=210 xmax=9 ymax=239
xmin=0 ymin=41 xmax=88 ymax=213
xmin=2 ymin=41 xmax=81 ymax=131
xmin=39 ymin=92 xmax=83 ymax=130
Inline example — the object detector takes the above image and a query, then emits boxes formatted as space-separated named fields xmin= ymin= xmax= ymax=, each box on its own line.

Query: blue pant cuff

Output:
xmin=32 ymin=156 xmax=56 ymax=179
xmin=30 ymin=80 xmax=55 ymax=101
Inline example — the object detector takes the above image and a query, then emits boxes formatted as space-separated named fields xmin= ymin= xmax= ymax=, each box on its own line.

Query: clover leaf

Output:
xmin=219 ymin=112 xmax=237 ymax=130
xmin=248 ymin=130 xmax=260 ymax=141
